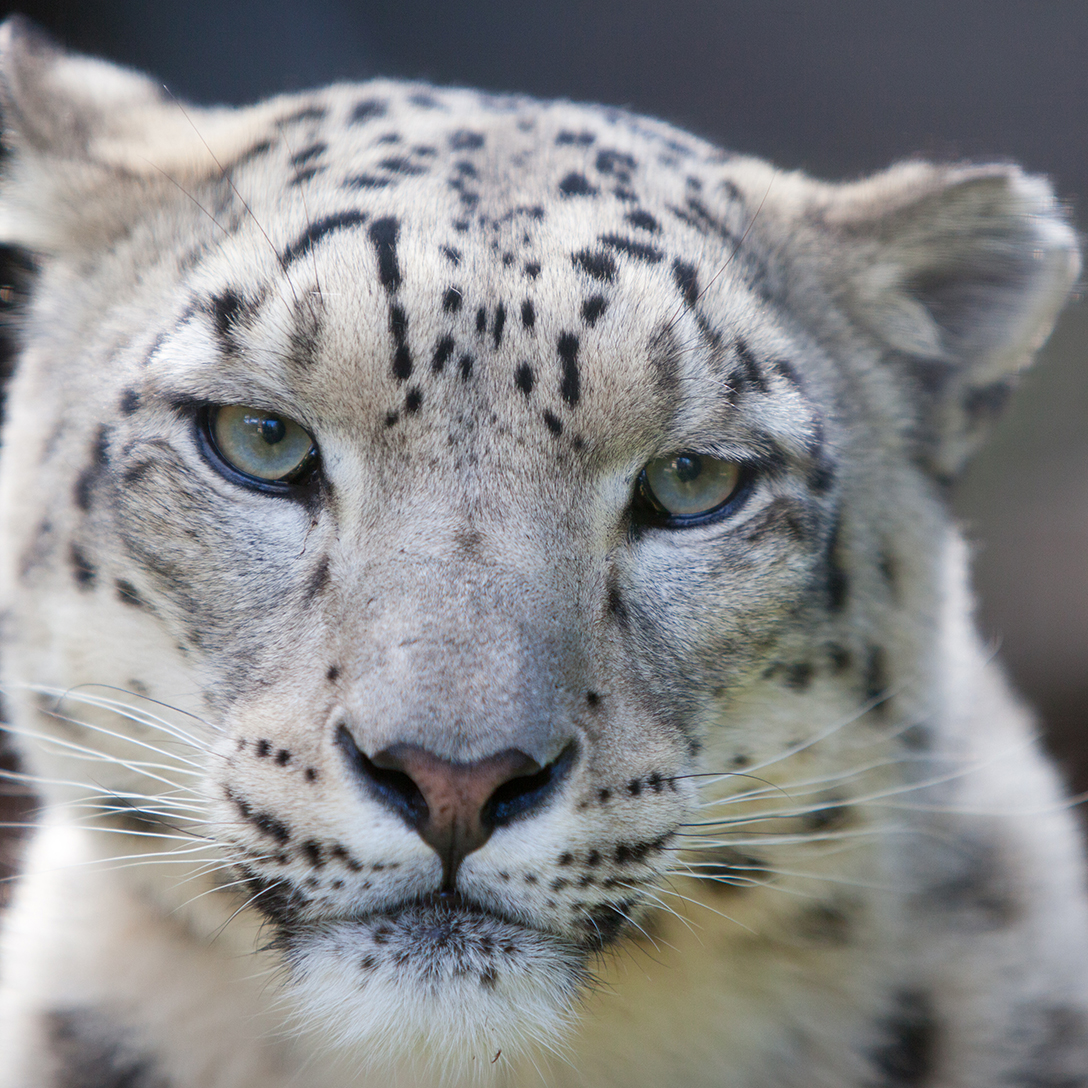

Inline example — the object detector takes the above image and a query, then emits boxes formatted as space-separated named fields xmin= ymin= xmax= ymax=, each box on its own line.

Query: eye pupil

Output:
xmin=639 ymin=451 xmax=744 ymax=522
xmin=259 ymin=417 xmax=287 ymax=445
xmin=207 ymin=405 xmax=317 ymax=486
xmin=673 ymin=454 xmax=702 ymax=483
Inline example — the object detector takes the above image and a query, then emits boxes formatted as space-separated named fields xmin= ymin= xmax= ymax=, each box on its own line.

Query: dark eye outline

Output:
xmin=197 ymin=405 xmax=321 ymax=496
xmin=632 ymin=455 xmax=757 ymax=529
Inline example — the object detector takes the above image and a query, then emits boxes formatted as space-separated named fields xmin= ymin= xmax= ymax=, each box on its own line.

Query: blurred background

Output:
xmin=0 ymin=1 xmax=1085 ymax=881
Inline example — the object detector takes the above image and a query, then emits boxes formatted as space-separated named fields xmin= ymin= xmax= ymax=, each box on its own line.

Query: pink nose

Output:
xmin=339 ymin=727 xmax=575 ymax=886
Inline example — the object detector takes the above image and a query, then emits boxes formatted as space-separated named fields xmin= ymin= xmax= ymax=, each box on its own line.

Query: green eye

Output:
xmin=639 ymin=453 xmax=743 ymax=519
xmin=209 ymin=405 xmax=317 ymax=483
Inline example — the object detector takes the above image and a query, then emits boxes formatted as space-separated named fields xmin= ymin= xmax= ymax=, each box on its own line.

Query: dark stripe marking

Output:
xmin=282 ymin=211 xmax=367 ymax=267
xmin=432 ymin=335 xmax=455 ymax=372
xmin=558 ymin=333 xmax=580 ymax=406
xmin=369 ymin=217 xmax=402 ymax=292
xmin=672 ymin=260 xmax=699 ymax=307
xmin=290 ymin=142 xmax=326 ymax=167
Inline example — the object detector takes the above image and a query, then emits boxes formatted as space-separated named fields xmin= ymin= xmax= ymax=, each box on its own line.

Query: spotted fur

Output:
xmin=0 ymin=16 xmax=1086 ymax=1088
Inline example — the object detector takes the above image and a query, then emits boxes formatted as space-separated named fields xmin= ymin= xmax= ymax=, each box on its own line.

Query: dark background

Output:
xmin=0 ymin=2 xmax=1085 ymax=884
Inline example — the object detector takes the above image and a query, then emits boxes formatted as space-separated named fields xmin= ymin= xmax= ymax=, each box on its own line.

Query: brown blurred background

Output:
xmin=0 ymin=1 xmax=1086 ymax=895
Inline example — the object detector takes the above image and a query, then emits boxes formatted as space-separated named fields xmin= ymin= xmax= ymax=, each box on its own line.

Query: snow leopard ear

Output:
xmin=738 ymin=159 xmax=1080 ymax=479
xmin=0 ymin=15 xmax=278 ymax=253
xmin=819 ymin=162 xmax=1078 ymax=478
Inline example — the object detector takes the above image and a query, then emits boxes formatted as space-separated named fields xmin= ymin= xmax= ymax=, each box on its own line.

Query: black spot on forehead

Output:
xmin=600 ymin=234 xmax=663 ymax=264
xmin=432 ymin=335 xmax=455 ymax=372
xmin=442 ymin=287 xmax=462 ymax=313
xmin=408 ymin=91 xmax=440 ymax=108
xmin=520 ymin=299 xmax=535 ymax=329
xmin=625 ymin=209 xmax=660 ymax=232
xmin=343 ymin=174 xmax=390 ymax=191
xmin=596 ymin=149 xmax=637 ymax=176
xmin=369 ymin=217 xmax=402 ymax=292
xmin=449 ymin=130 xmax=485 ymax=149
xmin=378 ymin=156 xmax=426 ymax=177
xmin=442 ymin=246 xmax=462 ymax=266
xmin=351 ymin=98 xmax=387 ymax=124
xmin=558 ymin=333 xmax=581 ymax=407
xmin=573 ymin=249 xmax=617 ymax=283
xmin=492 ymin=303 xmax=506 ymax=347
xmin=559 ymin=172 xmax=598 ymax=197
xmin=282 ymin=210 xmax=367 ymax=267
xmin=475 ymin=307 xmax=487 ymax=334
xmin=524 ymin=261 xmax=541 ymax=279
xmin=290 ymin=142 xmax=326 ymax=167
xmin=290 ymin=165 xmax=323 ymax=187
xmin=543 ymin=410 xmax=562 ymax=436
xmin=555 ymin=130 xmax=596 ymax=146
xmin=581 ymin=296 xmax=607 ymax=327
xmin=515 ymin=363 xmax=534 ymax=396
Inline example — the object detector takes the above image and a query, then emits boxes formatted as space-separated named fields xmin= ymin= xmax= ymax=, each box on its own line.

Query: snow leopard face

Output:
xmin=0 ymin=15 xmax=1078 ymax=1068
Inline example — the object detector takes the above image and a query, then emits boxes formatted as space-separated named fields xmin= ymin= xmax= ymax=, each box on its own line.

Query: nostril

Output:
xmin=336 ymin=725 xmax=428 ymax=829
xmin=485 ymin=741 xmax=578 ymax=827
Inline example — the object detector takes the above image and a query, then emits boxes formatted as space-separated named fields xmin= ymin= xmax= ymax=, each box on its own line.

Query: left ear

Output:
xmin=741 ymin=160 xmax=1080 ymax=479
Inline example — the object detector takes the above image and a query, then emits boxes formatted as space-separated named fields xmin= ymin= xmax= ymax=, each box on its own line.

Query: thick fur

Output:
xmin=0 ymin=15 xmax=1086 ymax=1087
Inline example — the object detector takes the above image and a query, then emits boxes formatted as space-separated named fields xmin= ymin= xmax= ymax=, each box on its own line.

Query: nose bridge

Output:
xmin=343 ymin=556 xmax=579 ymax=765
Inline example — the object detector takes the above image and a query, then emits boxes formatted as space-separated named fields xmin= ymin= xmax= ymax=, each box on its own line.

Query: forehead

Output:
xmin=159 ymin=84 xmax=806 ymax=472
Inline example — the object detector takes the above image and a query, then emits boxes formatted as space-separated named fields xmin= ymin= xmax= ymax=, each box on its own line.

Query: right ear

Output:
xmin=0 ymin=16 xmax=281 ymax=254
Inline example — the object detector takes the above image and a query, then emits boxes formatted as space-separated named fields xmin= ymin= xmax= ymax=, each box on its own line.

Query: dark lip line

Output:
xmin=330 ymin=889 xmax=549 ymax=935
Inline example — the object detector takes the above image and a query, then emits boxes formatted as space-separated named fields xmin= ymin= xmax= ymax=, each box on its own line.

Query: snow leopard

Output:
xmin=0 ymin=13 xmax=1085 ymax=1088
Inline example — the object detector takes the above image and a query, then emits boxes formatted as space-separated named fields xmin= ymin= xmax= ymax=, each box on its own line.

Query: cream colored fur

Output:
xmin=0 ymin=16 xmax=1085 ymax=1088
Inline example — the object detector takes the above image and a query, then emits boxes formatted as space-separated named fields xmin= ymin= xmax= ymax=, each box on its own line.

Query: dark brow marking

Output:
xmin=282 ymin=211 xmax=368 ymax=267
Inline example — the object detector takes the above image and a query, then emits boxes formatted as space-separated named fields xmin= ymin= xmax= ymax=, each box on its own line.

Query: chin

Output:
xmin=277 ymin=894 xmax=589 ymax=1068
